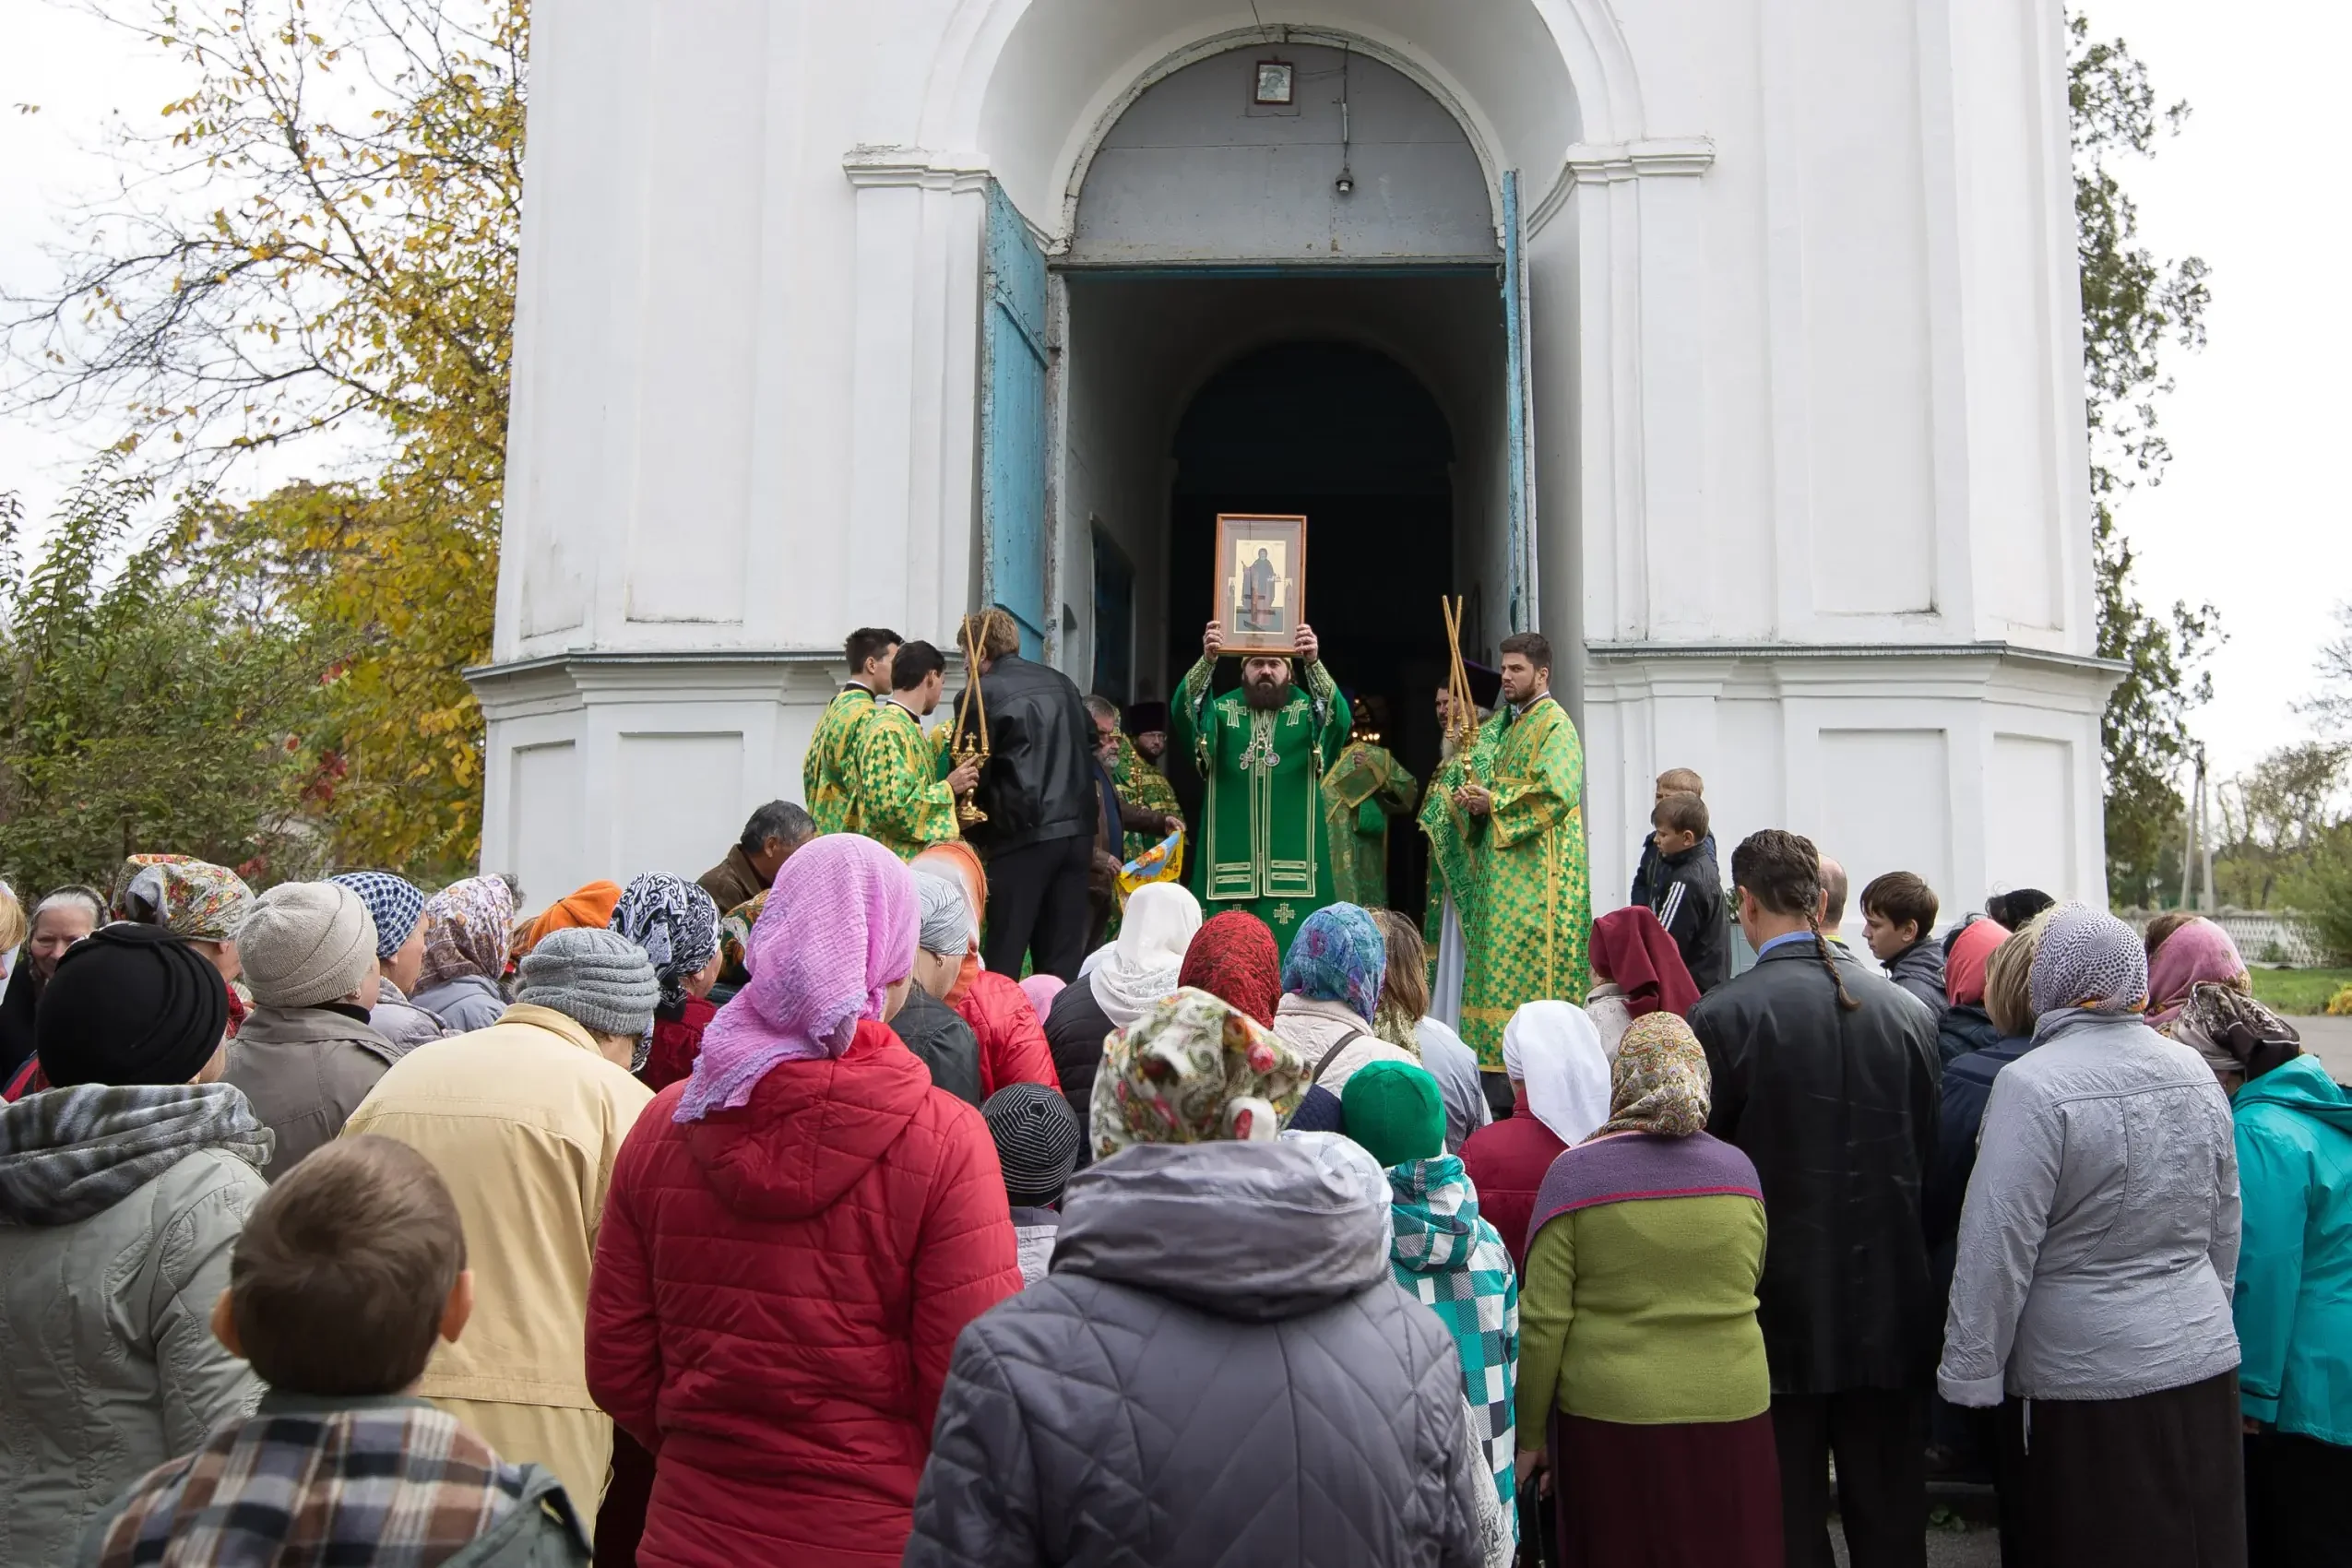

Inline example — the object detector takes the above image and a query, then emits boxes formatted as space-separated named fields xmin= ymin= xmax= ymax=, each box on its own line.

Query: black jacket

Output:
xmin=1924 ymin=1032 xmax=2037 ymax=1250
xmin=953 ymin=654 xmax=1098 ymax=854
xmin=1688 ymin=941 xmax=1942 ymax=1396
xmin=1630 ymin=829 xmax=1717 ymax=909
xmin=1043 ymin=976 xmax=1117 ymax=1170
xmin=1934 ymin=1002 xmax=2002 ymax=1067
xmin=1649 ymin=841 xmax=1731 ymax=993
xmin=888 ymin=989 xmax=983 ymax=1108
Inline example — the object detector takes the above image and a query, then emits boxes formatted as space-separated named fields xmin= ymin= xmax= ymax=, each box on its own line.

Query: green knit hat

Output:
xmin=1342 ymin=1060 xmax=1444 ymax=1169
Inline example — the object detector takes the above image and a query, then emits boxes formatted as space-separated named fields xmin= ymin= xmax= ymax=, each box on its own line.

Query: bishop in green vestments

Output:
xmin=1171 ymin=620 xmax=1351 ymax=956
xmin=1450 ymin=634 xmax=1591 ymax=1068
xmin=1322 ymin=717 xmax=1419 ymax=909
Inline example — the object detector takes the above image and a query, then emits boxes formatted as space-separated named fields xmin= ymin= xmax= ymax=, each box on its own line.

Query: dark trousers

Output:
xmin=2247 ymin=1430 xmax=2352 ymax=1568
xmin=983 ymin=833 xmax=1093 ymax=981
xmin=1771 ymin=1388 xmax=1927 ymax=1568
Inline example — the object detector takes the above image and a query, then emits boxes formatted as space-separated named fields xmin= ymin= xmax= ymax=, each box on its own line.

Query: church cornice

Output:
xmin=841 ymin=144 xmax=995 ymax=195
xmin=1526 ymin=137 xmax=1714 ymax=235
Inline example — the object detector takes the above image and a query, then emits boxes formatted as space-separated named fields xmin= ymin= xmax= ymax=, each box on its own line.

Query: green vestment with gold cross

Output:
xmin=1172 ymin=655 xmax=1352 ymax=956
xmin=1111 ymin=733 xmax=1184 ymax=862
xmin=1455 ymin=695 xmax=1592 ymax=1067
xmin=803 ymin=684 xmax=879 ymax=837
xmin=1322 ymin=741 xmax=1420 ymax=910
xmin=853 ymin=699 xmax=962 ymax=861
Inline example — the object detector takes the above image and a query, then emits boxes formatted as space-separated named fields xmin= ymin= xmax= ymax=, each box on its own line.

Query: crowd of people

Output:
xmin=0 ymin=630 xmax=2345 ymax=1568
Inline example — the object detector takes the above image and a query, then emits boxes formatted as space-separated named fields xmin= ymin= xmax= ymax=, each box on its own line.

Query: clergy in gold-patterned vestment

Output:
xmin=802 ymin=627 xmax=901 ymax=836
xmin=852 ymin=639 xmax=979 ymax=861
xmin=1171 ymin=619 xmax=1351 ymax=956
xmin=1448 ymin=632 xmax=1591 ymax=1067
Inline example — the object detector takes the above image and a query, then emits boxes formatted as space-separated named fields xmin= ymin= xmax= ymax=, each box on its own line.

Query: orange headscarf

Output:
xmin=913 ymin=843 xmax=989 ymax=1003
xmin=516 ymin=880 xmax=624 ymax=956
xmin=1944 ymin=917 xmax=2007 ymax=1008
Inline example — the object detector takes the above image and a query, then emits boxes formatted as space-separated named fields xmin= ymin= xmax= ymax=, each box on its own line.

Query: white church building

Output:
xmin=472 ymin=0 xmax=2117 ymax=926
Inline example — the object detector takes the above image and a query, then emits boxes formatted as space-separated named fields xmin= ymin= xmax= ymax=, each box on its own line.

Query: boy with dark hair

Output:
xmin=1860 ymin=871 xmax=1945 ymax=1016
xmin=80 ymin=1135 xmax=589 ymax=1566
xmin=1647 ymin=791 xmax=1730 ymax=992
xmin=1629 ymin=766 xmax=1719 ymax=909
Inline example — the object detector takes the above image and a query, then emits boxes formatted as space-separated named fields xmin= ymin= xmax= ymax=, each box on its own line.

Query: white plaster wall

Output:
xmin=480 ymin=0 xmax=2111 ymax=905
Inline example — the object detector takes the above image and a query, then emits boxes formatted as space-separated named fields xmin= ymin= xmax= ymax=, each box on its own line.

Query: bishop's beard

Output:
xmin=1243 ymin=674 xmax=1293 ymax=710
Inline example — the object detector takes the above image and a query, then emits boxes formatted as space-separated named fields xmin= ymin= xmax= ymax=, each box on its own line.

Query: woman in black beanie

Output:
xmin=0 ymin=924 xmax=274 ymax=1562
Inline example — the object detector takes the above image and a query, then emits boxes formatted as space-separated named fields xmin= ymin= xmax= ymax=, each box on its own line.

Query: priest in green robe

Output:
xmin=1450 ymin=632 xmax=1591 ymax=1068
xmin=1322 ymin=704 xmax=1419 ymax=909
xmin=1172 ymin=619 xmax=1351 ymax=956
xmin=853 ymin=640 xmax=979 ymax=861
xmin=802 ymin=627 xmax=899 ymax=836
xmin=1110 ymin=703 xmax=1184 ymax=863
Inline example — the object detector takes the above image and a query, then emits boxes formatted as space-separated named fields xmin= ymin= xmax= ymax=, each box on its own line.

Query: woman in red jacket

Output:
xmin=914 ymin=843 xmax=1059 ymax=1096
xmin=587 ymin=835 xmax=1023 ymax=1568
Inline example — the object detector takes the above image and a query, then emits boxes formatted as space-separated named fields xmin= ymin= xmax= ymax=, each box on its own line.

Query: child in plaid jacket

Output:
xmin=77 ymin=1136 xmax=590 ymax=1568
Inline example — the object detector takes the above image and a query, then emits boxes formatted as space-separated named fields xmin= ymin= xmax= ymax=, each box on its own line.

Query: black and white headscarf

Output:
xmin=610 ymin=874 xmax=720 ymax=1014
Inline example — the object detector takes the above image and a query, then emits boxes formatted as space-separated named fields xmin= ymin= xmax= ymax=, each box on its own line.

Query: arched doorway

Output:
xmin=1162 ymin=339 xmax=1456 ymax=912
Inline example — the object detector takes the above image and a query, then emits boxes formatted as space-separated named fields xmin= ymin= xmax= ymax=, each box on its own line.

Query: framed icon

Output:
xmin=1213 ymin=513 xmax=1308 ymax=654
xmin=1254 ymin=60 xmax=1295 ymax=106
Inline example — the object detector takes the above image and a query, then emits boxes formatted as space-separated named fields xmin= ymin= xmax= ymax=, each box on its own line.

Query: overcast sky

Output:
xmin=2 ymin=1 xmax=2344 ymax=782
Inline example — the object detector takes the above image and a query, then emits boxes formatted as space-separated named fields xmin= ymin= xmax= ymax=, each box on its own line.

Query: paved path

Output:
xmin=2293 ymin=1015 xmax=2352 ymax=1080
xmin=1832 ymin=1522 xmax=2001 ymax=1566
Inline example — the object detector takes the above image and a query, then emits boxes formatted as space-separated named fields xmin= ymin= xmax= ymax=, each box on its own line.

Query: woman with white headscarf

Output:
xmin=1459 ymin=1001 xmax=1612 ymax=1270
xmin=1940 ymin=904 xmax=2243 ymax=1567
xmin=1040 ymin=883 xmax=1202 ymax=1168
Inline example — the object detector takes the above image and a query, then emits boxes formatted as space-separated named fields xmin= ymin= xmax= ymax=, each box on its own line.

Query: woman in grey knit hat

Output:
xmin=342 ymin=925 xmax=659 ymax=1538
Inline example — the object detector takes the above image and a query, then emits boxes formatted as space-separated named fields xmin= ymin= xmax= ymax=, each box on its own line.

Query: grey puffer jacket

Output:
xmin=369 ymin=977 xmax=457 ymax=1051
xmin=223 ymin=1004 xmax=405 ymax=1180
xmin=0 ymin=1083 xmax=271 ymax=1565
xmin=906 ymin=1135 xmax=1487 ymax=1568
xmin=412 ymin=973 xmax=509 ymax=1035
xmin=1939 ymin=1012 xmax=2241 ymax=1406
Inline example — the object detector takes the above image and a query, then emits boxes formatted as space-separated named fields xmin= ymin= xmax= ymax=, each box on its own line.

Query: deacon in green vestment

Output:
xmin=802 ymin=628 xmax=900 ymax=836
xmin=1171 ymin=620 xmax=1351 ymax=956
xmin=852 ymin=640 xmax=979 ymax=861
xmin=1450 ymin=633 xmax=1592 ymax=1067
xmin=1322 ymin=713 xmax=1420 ymax=909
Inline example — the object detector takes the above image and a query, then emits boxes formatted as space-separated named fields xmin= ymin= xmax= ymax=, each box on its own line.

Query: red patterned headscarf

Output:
xmin=1588 ymin=906 xmax=1701 ymax=1018
xmin=1178 ymin=911 xmax=1281 ymax=1028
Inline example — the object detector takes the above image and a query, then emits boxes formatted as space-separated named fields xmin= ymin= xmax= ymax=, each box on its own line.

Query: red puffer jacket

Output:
xmin=585 ymin=1018 xmax=1022 ymax=1567
xmin=948 ymin=968 xmax=1060 ymax=1098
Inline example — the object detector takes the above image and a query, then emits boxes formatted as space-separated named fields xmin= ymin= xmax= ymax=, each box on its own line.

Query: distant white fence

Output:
xmin=2122 ymin=909 xmax=2334 ymax=968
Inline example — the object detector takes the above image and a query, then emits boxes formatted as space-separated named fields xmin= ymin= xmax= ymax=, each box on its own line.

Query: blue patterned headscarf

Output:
xmin=1281 ymin=903 xmax=1387 ymax=1024
xmin=609 ymin=874 xmax=720 ymax=1012
xmin=331 ymin=873 xmax=427 ymax=960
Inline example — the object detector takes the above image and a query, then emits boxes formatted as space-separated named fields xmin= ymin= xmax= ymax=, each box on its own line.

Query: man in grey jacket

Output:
xmin=906 ymin=1134 xmax=1492 ymax=1568
xmin=225 ymin=881 xmax=407 ymax=1179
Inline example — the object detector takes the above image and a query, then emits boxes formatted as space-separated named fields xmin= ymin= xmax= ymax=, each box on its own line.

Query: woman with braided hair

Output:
xmin=1686 ymin=829 xmax=1942 ymax=1568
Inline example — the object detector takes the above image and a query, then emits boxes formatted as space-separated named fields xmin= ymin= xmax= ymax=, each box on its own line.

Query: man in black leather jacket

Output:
xmin=948 ymin=610 xmax=1101 ymax=981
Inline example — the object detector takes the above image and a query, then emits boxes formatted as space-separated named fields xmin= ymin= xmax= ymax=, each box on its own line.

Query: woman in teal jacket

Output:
xmin=2214 ymin=983 xmax=2352 ymax=1568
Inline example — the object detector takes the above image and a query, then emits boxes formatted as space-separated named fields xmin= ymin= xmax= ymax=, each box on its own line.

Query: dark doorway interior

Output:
xmin=1161 ymin=340 xmax=1454 ymax=919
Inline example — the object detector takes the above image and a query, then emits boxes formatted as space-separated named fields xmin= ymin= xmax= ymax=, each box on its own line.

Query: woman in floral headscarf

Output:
xmin=412 ymin=875 xmax=517 ymax=1032
xmin=1515 ymin=1013 xmax=1776 ymax=1567
xmin=1273 ymin=904 xmax=1418 ymax=1139
xmin=111 ymin=856 xmax=255 ymax=1033
xmin=586 ymin=835 xmax=1019 ymax=1568
xmin=609 ymin=873 xmax=722 ymax=1090
xmin=1940 ymin=905 xmax=2244 ymax=1568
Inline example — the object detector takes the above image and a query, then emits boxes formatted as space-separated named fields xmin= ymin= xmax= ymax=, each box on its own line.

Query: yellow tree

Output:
xmin=6 ymin=0 xmax=526 ymax=875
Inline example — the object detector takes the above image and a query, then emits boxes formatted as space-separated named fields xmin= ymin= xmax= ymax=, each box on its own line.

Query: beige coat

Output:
xmin=341 ymin=1004 xmax=653 ymax=1530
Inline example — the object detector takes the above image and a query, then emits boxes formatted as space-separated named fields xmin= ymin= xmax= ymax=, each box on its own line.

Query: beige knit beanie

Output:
xmin=240 ymin=882 xmax=379 ymax=1009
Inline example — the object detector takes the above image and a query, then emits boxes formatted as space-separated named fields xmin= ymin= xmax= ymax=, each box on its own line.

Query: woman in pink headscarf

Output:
xmin=586 ymin=835 xmax=1021 ymax=1568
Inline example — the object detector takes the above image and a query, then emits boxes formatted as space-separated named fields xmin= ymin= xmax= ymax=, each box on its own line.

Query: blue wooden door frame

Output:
xmin=1501 ymin=168 xmax=1538 ymax=636
xmin=981 ymin=182 xmax=1050 ymax=659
